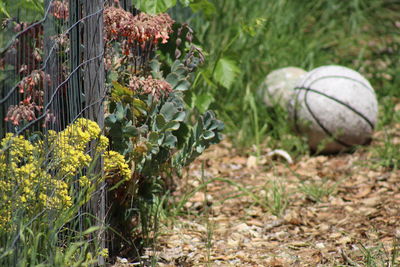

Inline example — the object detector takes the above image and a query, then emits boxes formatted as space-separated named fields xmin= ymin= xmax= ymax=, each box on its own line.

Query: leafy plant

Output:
xmin=102 ymin=4 xmax=224 ymax=259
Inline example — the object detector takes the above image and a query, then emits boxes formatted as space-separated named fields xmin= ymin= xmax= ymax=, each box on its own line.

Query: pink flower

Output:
xmin=129 ymin=76 xmax=172 ymax=100
xmin=103 ymin=7 xmax=174 ymax=48
xmin=51 ymin=1 xmax=69 ymax=20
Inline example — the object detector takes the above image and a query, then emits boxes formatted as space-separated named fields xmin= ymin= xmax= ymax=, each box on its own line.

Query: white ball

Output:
xmin=288 ymin=65 xmax=378 ymax=153
xmin=259 ymin=67 xmax=307 ymax=107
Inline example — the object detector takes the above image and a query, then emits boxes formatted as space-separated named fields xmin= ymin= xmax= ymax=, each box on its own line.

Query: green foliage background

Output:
xmin=168 ymin=0 xmax=400 ymax=153
xmin=0 ymin=0 xmax=44 ymax=47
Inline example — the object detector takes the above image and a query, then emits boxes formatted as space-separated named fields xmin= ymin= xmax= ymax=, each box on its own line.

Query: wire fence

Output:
xmin=0 ymin=0 xmax=108 ymax=264
xmin=1 ymin=1 xmax=106 ymax=135
xmin=0 ymin=0 xmax=177 ymax=264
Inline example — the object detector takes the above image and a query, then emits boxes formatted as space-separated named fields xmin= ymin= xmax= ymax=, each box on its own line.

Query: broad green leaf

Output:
xmin=193 ymin=92 xmax=214 ymax=113
xmin=105 ymin=114 xmax=117 ymax=124
xmin=189 ymin=0 xmax=216 ymax=18
xmin=173 ymin=111 xmax=186 ymax=122
xmin=114 ymin=81 xmax=132 ymax=94
xmin=163 ymin=133 xmax=177 ymax=148
xmin=175 ymin=79 xmax=191 ymax=91
xmin=160 ymin=102 xmax=178 ymax=121
xmin=155 ymin=114 xmax=167 ymax=131
xmin=166 ymin=73 xmax=179 ymax=88
xmin=133 ymin=0 xmax=177 ymax=14
xmin=203 ymin=130 xmax=215 ymax=140
xmin=171 ymin=60 xmax=185 ymax=72
xmin=115 ymin=102 xmax=125 ymax=121
xmin=149 ymin=132 xmax=160 ymax=145
xmin=164 ymin=121 xmax=180 ymax=131
xmin=213 ymin=57 xmax=240 ymax=90
xmin=123 ymin=125 xmax=139 ymax=137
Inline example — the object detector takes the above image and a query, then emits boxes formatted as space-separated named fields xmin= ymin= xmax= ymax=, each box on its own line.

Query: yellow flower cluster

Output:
xmin=49 ymin=118 xmax=109 ymax=176
xmin=0 ymin=134 xmax=38 ymax=229
xmin=104 ymin=150 xmax=131 ymax=182
xmin=0 ymin=118 xmax=127 ymax=231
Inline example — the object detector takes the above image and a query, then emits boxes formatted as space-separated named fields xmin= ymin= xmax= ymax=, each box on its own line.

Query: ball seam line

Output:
xmin=292 ymin=85 xmax=302 ymax=134
xmin=304 ymin=75 xmax=374 ymax=94
xmin=294 ymin=87 xmax=375 ymax=130
xmin=303 ymin=87 xmax=353 ymax=148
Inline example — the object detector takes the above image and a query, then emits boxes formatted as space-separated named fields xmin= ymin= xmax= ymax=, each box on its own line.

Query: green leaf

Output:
xmin=163 ymin=133 xmax=177 ymax=148
xmin=112 ymin=81 xmax=132 ymax=96
xmin=175 ymin=79 xmax=191 ymax=91
xmin=193 ymin=92 xmax=214 ymax=113
xmin=213 ymin=57 xmax=240 ymax=90
xmin=105 ymin=114 xmax=117 ymax=124
xmin=133 ymin=0 xmax=177 ymax=14
xmin=123 ymin=125 xmax=139 ymax=137
xmin=155 ymin=114 xmax=167 ymax=131
xmin=150 ymin=59 xmax=163 ymax=79
xmin=160 ymin=102 xmax=178 ymax=121
xmin=64 ymin=242 xmax=86 ymax=263
xmin=115 ymin=102 xmax=125 ymax=121
xmin=189 ymin=0 xmax=216 ymax=18
xmin=173 ymin=111 xmax=186 ymax=122
xmin=203 ymin=130 xmax=215 ymax=140
xmin=164 ymin=121 xmax=180 ymax=131
xmin=166 ymin=73 xmax=179 ymax=88
xmin=149 ymin=132 xmax=160 ymax=144
xmin=171 ymin=60 xmax=185 ymax=72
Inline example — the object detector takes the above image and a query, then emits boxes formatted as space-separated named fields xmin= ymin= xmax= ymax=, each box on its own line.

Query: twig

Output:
xmin=264 ymin=219 xmax=285 ymax=232
xmin=267 ymin=149 xmax=293 ymax=164
xmin=340 ymin=248 xmax=359 ymax=267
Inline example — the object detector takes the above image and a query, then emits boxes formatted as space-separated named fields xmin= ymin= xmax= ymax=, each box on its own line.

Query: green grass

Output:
xmin=262 ymin=180 xmax=289 ymax=217
xmin=171 ymin=0 xmax=400 ymax=154
xmin=371 ymin=129 xmax=400 ymax=170
xmin=298 ymin=179 xmax=338 ymax=203
xmin=357 ymin=242 xmax=399 ymax=267
xmin=0 ymin=185 xmax=104 ymax=267
xmin=336 ymin=241 xmax=400 ymax=267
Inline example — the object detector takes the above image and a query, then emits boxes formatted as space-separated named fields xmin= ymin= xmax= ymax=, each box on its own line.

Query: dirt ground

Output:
xmin=143 ymin=123 xmax=400 ymax=267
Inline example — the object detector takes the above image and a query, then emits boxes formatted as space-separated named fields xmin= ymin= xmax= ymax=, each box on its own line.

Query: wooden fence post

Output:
xmin=82 ymin=0 xmax=107 ymax=264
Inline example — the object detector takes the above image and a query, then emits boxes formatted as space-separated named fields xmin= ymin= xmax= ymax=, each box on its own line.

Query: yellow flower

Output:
xmin=20 ymin=195 xmax=27 ymax=203
xmin=0 ymin=118 xmax=112 ymax=230
xmin=97 ymin=135 xmax=109 ymax=152
xmin=79 ymin=175 xmax=90 ymax=187
xmin=104 ymin=151 xmax=130 ymax=181
xmin=99 ymin=248 xmax=109 ymax=258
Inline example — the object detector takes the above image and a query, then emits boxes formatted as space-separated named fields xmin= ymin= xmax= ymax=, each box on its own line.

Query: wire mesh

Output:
xmin=0 ymin=0 xmax=107 ymax=265
xmin=0 ymin=1 xmax=106 ymax=134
